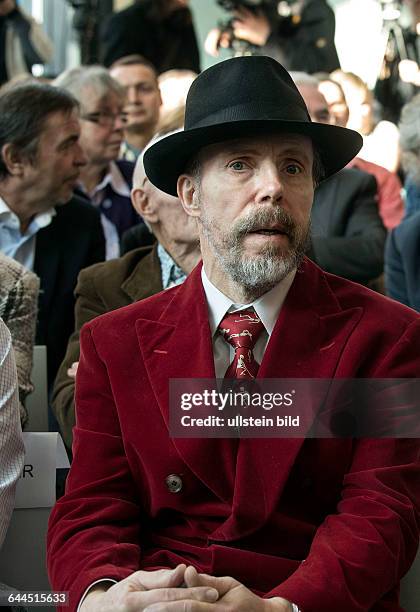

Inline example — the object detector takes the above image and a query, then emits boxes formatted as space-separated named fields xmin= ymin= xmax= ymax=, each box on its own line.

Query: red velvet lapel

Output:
xmin=136 ymin=259 xmax=364 ymax=541
xmin=135 ymin=264 xmax=239 ymax=505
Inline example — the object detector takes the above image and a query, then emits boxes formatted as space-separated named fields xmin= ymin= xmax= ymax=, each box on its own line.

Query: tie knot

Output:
xmin=218 ymin=309 xmax=265 ymax=351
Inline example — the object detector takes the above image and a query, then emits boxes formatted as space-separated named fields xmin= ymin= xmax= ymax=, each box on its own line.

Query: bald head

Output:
xmin=291 ymin=72 xmax=332 ymax=125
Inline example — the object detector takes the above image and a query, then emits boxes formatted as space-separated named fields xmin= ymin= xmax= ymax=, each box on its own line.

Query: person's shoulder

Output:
xmin=323 ymin=267 xmax=419 ymax=325
xmin=335 ymin=166 xmax=376 ymax=187
xmin=78 ymin=246 xmax=154 ymax=288
xmin=393 ymin=212 xmax=420 ymax=240
xmin=0 ymin=252 xmax=38 ymax=291
xmin=54 ymin=194 xmax=101 ymax=224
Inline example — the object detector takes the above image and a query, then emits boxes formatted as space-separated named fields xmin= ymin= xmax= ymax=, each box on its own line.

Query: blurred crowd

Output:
xmin=0 ymin=0 xmax=419 ymax=589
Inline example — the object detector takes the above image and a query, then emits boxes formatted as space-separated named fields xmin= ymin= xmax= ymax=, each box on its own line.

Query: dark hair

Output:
xmin=0 ymin=83 xmax=79 ymax=180
xmin=110 ymin=54 xmax=157 ymax=75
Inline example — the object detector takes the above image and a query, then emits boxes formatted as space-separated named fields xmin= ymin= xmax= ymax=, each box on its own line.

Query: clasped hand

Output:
xmin=80 ymin=564 xmax=292 ymax=611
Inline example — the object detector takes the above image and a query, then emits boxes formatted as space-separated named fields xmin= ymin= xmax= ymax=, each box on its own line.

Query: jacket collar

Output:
xmin=121 ymin=246 xmax=163 ymax=302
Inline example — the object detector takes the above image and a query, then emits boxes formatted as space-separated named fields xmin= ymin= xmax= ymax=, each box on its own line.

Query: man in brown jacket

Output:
xmin=52 ymin=150 xmax=200 ymax=450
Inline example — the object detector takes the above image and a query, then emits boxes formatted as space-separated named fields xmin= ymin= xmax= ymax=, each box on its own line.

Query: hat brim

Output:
xmin=143 ymin=119 xmax=363 ymax=196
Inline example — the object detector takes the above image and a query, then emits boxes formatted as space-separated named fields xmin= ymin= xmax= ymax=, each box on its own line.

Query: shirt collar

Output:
xmin=83 ymin=161 xmax=131 ymax=199
xmin=201 ymin=265 xmax=296 ymax=337
xmin=157 ymin=243 xmax=186 ymax=289
xmin=0 ymin=196 xmax=56 ymax=232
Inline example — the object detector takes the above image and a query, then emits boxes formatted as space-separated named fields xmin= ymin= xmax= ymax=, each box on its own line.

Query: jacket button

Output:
xmin=165 ymin=474 xmax=183 ymax=493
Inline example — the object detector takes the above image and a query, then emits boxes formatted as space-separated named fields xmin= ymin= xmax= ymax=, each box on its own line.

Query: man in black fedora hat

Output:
xmin=48 ymin=56 xmax=420 ymax=612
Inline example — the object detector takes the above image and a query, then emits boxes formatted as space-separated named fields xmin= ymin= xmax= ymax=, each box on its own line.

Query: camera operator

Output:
xmin=205 ymin=0 xmax=340 ymax=74
xmin=100 ymin=0 xmax=200 ymax=74
xmin=0 ymin=0 xmax=52 ymax=86
xmin=375 ymin=0 xmax=419 ymax=123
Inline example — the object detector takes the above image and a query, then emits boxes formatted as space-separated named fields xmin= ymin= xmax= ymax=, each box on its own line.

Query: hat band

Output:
xmin=186 ymin=100 xmax=311 ymax=130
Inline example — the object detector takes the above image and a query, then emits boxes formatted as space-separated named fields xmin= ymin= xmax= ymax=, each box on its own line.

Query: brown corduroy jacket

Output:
xmin=51 ymin=246 xmax=162 ymax=450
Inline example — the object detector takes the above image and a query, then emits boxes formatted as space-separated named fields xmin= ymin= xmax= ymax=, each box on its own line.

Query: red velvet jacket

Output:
xmin=47 ymin=259 xmax=420 ymax=611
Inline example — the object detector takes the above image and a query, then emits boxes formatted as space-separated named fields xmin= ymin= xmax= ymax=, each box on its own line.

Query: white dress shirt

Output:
xmin=201 ymin=266 xmax=296 ymax=377
xmin=0 ymin=197 xmax=55 ymax=271
xmin=0 ymin=319 xmax=25 ymax=549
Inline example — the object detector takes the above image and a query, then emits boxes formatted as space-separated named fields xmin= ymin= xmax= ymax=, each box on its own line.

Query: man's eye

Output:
xmin=230 ymin=161 xmax=246 ymax=171
xmin=286 ymin=164 xmax=301 ymax=175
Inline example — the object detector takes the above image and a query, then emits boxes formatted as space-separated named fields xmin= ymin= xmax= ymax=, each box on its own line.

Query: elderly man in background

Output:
xmin=55 ymin=66 xmax=140 ymax=260
xmin=0 ymin=83 xmax=105 ymax=388
xmin=110 ymin=55 xmax=162 ymax=162
xmin=52 ymin=138 xmax=200 ymax=451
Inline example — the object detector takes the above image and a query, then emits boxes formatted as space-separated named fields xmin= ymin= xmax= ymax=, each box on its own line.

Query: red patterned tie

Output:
xmin=218 ymin=309 xmax=265 ymax=379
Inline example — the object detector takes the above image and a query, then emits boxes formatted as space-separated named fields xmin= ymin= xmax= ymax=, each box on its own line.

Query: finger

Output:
xmin=144 ymin=601 xmax=216 ymax=612
xmin=126 ymin=586 xmax=218 ymax=609
xmin=184 ymin=565 xmax=200 ymax=587
xmin=129 ymin=565 xmax=187 ymax=590
xmin=190 ymin=572 xmax=235 ymax=596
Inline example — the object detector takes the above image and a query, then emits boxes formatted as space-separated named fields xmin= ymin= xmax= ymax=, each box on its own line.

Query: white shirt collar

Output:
xmin=89 ymin=161 xmax=131 ymax=198
xmin=0 ymin=196 xmax=56 ymax=232
xmin=201 ymin=265 xmax=296 ymax=338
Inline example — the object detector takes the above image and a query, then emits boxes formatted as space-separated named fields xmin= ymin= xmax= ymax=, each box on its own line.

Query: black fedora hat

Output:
xmin=143 ymin=55 xmax=362 ymax=196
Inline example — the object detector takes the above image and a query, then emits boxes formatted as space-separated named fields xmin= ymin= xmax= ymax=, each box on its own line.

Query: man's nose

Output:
xmin=256 ymin=163 xmax=283 ymax=204
xmin=75 ymin=142 xmax=87 ymax=167
xmin=113 ymin=113 xmax=127 ymax=131
xmin=127 ymin=86 xmax=141 ymax=104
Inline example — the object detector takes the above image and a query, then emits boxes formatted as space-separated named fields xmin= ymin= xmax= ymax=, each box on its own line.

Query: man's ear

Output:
xmin=177 ymin=174 xmax=200 ymax=218
xmin=1 ymin=144 xmax=26 ymax=177
xmin=131 ymin=187 xmax=159 ymax=224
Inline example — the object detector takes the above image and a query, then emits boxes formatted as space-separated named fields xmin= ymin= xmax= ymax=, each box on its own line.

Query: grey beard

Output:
xmin=200 ymin=205 xmax=310 ymax=299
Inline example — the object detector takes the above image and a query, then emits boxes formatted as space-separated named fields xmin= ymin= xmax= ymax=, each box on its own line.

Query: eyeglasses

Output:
xmin=81 ymin=111 xmax=129 ymax=127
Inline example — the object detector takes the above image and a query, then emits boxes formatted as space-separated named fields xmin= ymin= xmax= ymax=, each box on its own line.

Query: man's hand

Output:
xmin=231 ymin=8 xmax=271 ymax=47
xmin=79 ymin=565 xmax=219 ymax=612
xmin=142 ymin=566 xmax=293 ymax=611
xmin=67 ymin=361 xmax=79 ymax=379
xmin=398 ymin=59 xmax=420 ymax=86
xmin=204 ymin=27 xmax=231 ymax=56
xmin=0 ymin=0 xmax=16 ymax=17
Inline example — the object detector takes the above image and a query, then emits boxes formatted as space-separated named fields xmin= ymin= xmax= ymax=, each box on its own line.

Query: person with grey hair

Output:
xmin=385 ymin=93 xmax=420 ymax=310
xmin=51 ymin=135 xmax=200 ymax=451
xmin=54 ymin=66 xmax=140 ymax=260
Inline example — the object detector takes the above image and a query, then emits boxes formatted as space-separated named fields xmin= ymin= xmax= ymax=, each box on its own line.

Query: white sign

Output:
xmin=14 ymin=433 xmax=70 ymax=509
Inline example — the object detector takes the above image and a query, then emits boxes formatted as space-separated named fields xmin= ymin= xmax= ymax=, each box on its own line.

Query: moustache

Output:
xmin=232 ymin=207 xmax=298 ymax=239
